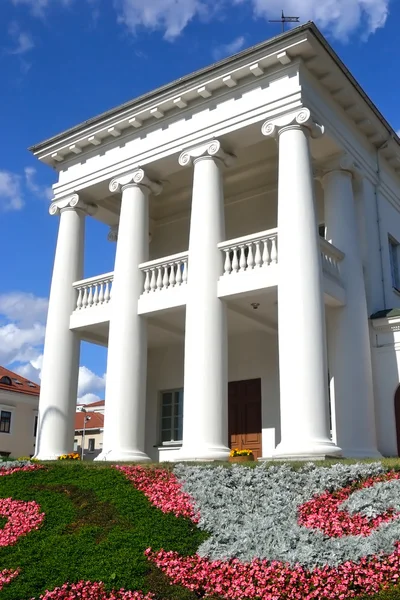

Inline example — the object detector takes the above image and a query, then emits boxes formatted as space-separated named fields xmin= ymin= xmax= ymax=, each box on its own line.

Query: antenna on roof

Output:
xmin=269 ymin=10 xmax=300 ymax=33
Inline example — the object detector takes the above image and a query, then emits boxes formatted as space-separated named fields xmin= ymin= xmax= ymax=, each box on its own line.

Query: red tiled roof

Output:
xmin=77 ymin=399 xmax=105 ymax=408
xmin=0 ymin=366 xmax=40 ymax=397
xmin=75 ymin=411 xmax=104 ymax=431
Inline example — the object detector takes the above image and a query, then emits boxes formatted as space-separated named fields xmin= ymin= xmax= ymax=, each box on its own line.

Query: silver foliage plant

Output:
xmin=0 ymin=460 xmax=32 ymax=469
xmin=173 ymin=462 xmax=400 ymax=569
xmin=341 ymin=479 xmax=400 ymax=518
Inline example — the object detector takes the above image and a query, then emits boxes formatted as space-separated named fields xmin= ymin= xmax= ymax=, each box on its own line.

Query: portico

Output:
xmin=31 ymin=23 xmax=400 ymax=462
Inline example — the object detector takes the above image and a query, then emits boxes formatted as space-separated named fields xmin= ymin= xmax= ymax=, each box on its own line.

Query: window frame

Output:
xmin=159 ymin=388 xmax=183 ymax=446
xmin=389 ymin=235 xmax=400 ymax=292
xmin=88 ymin=438 xmax=95 ymax=452
xmin=0 ymin=407 xmax=13 ymax=435
xmin=33 ymin=414 xmax=38 ymax=438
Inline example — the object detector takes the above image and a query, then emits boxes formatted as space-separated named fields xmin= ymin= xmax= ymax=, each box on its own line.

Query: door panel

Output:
xmin=228 ymin=379 xmax=262 ymax=459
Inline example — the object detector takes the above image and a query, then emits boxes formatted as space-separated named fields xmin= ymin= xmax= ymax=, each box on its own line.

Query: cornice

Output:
xmin=261 ymin=107 xmax=324 ymax=139
xmin=179 ymin=140 xmax=236 ymax=168
xmin=49 ymin=194 xmax=97 ymax=217
xmin=109 ymin=169 xmax=162 ymax=196
xmin=31 ymin=34 xmax=309 ymax=166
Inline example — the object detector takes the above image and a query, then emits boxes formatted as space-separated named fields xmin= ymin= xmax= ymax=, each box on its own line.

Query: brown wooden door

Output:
xmin=228 ymin=379 xmax=262 ymax=459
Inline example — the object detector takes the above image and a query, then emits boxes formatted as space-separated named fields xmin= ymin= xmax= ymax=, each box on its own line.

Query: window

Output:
xmin=389 ymin=237 xmax=400 ymax=291
xmin=73 ymin=439 xmax=78 ymax=452
xmin=319 ymin=224 xmax=326 ymax=239
xmin=160 ymin=389 xmax=183 ymax=444
xmin=33 ymin=415 xmax=38 ymax=437
xmin=0 ymin=411 xmax=12 ymax=434
xmin=88 ymin=438 xmax=95 ymax=452
xmin=0 ymin=377 xmax=12 ymax=386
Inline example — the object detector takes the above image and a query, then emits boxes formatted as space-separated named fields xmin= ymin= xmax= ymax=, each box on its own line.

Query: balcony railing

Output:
xmin=218 ymin=229 xmax=278 ymax=275
xmin=73 ymin=272 xmax=114 ymax=311
xmin=218 ymin=229 xmax=344 ymax=283
xmin=139 ymin=251 xmax=189 ymax=295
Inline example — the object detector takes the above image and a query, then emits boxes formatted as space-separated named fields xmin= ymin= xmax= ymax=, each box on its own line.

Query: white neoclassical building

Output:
xmin=31 ymin=23 xmax=400 ymax=462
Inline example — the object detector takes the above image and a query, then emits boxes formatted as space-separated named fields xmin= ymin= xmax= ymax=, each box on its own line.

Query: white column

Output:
xmin=323 ymin=156 xmax=380 ymax=457
xmin=97 ymin=169 xmax=161 ymax=462
xmin=262 ymin=109 xmax=341 ymax=458
xmin=178 ymin=140 xmax=234 ymax=460
xmin=35 ymin=194 xmax=95 ymax=460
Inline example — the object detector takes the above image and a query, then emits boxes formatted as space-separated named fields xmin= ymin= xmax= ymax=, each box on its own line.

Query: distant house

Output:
xmin=0 ymin=366 xmax=39 ymax=458
xmin=74 ymin=401 xmax=104 ymax=460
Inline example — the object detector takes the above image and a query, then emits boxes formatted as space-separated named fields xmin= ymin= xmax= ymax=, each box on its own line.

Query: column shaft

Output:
xmin=180 ymin=148 xmax=230 ymax=460
xmin=99 ymin=171 xmax=154 ymax=462
xmin=35 ymin=199 xmax=86 ymax=459
xmin=324 ymin=168 xmax=380 ymax=457
xmin=273 ymin=123 xmax=341 ymax=458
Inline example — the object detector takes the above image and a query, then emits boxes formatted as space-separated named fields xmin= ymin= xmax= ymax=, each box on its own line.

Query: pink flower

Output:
xmin=115 ymin=466 xmax=198 ymax=522
xmin=0 ymin=498 xmax=44 ymax=546
xmin=33 ymin=581 xmax=154 ymax=599
xmin=0 ymin=569 xmax=19 ymax=592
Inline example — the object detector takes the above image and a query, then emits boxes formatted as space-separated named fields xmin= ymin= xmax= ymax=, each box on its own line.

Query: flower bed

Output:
xmin=115 ymin=462 xmax=400 ymax=599
xmin=33 ymin=581 xmax=154 ymax=599
xmin=0 ymin=497 xmax=44 ymax=546
xmin=0 ymin=570 xmax=19 ymax=593
xmin=115 ymin=465 xmax=198 ymax=522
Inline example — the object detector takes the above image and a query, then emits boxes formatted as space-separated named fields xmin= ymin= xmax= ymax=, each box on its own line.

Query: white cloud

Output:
xmin=0 ymin=171 xmax=23 ymax=211
xmin=115 ymin=0 xmax=204 ymax=40
xmin=8 ymin=26 xmax=35 ymax=55
xmin=78 ymin=365 xmax=106 ymax=398
xmin=78 ymin=393 xmax=103 ymax=405
xmin=0 ymin=292 xmax=48 ymax=327
xmin=11 ymin=0 xmax=73 ymax=18
xmin=240 ymin=0 xmax=390 ymax=40
xmin=25 ymin=167 xmax=53 ymax=201
xmin=213 ymin=35 xmax=246 ymax=60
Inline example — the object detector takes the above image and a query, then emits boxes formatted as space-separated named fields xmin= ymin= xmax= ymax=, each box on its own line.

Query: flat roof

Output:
xmin=29 ymin=22 xmax=400 ymax=153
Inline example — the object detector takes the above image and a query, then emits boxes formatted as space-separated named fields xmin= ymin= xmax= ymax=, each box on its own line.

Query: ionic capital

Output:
xmin=262 ymin=108 xmax=324 ymax=140
xmin=317 ymin=153 xmax=363 ymax=183
xmin=179 ymin=139 xmax=236 ymax=168
xmin=49 ymin=194 xmax=97 ymax=217
xmin=109 ymin=169 xmax=162 ymax=196
xmin=107 ymin=224 xmax=119 ymax=242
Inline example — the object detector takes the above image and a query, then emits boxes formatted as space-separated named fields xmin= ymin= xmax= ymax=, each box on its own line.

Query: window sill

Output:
xmin=154 ymin=443 xmax=183 ymax=450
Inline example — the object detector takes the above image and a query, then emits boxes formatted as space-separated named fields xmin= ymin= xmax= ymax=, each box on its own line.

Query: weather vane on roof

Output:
xmin=269 ymin=10 xmax=300 ymax=33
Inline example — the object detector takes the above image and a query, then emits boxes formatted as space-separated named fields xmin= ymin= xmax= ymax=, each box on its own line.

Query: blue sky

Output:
xmin=0 ymin=0 xmax=399 ymax=403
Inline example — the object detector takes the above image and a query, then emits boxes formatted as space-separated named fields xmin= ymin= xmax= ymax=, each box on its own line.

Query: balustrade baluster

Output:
xmin=232 ymin=247 xmax=239 ymax=273
xmin=104 ymin=281 xmax=110 ymax=303
xmin=254 ymin=242 xmax=262 ymax=268
xmin=270 ymin=236 xmax=278 ymax=264
xmin=144 ymin=270 xmax=150 ymax=293
xmin=182 ymin=260 xmax=188 ymax=284
xmin=150 ymin=268 xmax=157 ymax=292
xmin=82 ymin=286 xmax=88 ymax=308
xmin=160 ymin=265 xmax=168 ymax=289
xmin=169 ymin=263 xmax=176 ymax=287
xmin=239 ymin=245 xmax=247 ymax=271
xmin=87 ymin=285 xmax=93 ymax=308
xmin=157 ymin=267 xmax=163 ymax=291
xmin=98 ymin=282 xmax=105 ymax=304
xmin=224 ymin=250 xmax=232 ymax=275
xmin=76 ymin=287 xmax=83 ymax=310
xmin=247 ymin=243 xmax=255 ymax=270
xmin=93 ymin=284 xmax=99 ymax=306
xmin=262 ymin=239 xmax=270 ymax=266
xmin=176 ymin=261 xmax=182 ymax=286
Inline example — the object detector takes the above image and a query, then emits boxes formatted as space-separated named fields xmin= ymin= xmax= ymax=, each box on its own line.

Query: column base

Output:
xmin=273 ymin=439 xmax=342 ymax=460
xmin=339 ymin=447 xmax=382 ymax=459
xmin=33 ymin=452 xmax=64 ymax=461
xmin=94 ymin=449 xmax=151 ymax=463
xmin=177 ymin=445 xmax=231 ymax=462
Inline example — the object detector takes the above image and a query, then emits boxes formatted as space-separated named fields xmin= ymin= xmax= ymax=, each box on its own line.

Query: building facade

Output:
xmin=0 ymin=367 xmax=39 ymax=458
xmin=31 ymin=24 xmax=400 ymax=462
xmin=74 ymin=400 xmax=104 ymax=460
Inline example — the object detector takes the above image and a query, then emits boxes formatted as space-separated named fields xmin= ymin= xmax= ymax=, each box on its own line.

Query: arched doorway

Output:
xmin=394 ymin=386 xmax=400 ymax=455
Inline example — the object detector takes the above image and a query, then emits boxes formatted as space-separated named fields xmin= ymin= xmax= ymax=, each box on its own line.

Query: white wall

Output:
xmin=145 ymin=330 xmax=280 ymax=461
xmin=371 ymin=324 xmax=400 ymax=456
xmin=0 ymin=391 xmax=38 ymax=458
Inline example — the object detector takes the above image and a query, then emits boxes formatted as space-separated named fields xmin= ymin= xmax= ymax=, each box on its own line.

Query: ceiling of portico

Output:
xmin=85 ymin=126 xmax=342 ymax=226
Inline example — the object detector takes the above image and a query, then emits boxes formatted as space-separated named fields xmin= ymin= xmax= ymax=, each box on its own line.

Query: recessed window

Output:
xmin=389 ymin=236 xmax=400 ymax=291
xmin=73 ymin=439 xmax=78 ymax=452
xmin=160 ymin=389 xmax=183 ymax=444
xmin=0 ymin=377 xmax=12 ymax=386
xmin=12 ymin=379 xmax=22 ymax=385
xmin=88 ymin=438 xmax=95 ymax=452
xmin=319 ymin=223 xmax=326 ymax=238
xmin=33 ymin=415 xmax=38 ymax=437
xmin=0 ymin=411 xmax=12 ymax=434
xmin=28 ymin=382 xmax=36 ymax=388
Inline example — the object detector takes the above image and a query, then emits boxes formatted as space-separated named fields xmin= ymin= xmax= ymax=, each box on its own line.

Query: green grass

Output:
xmin=0 ymin=463 xmax=206 ymax=599
xmin=1 ymin=459 xmax=400 ymax=599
